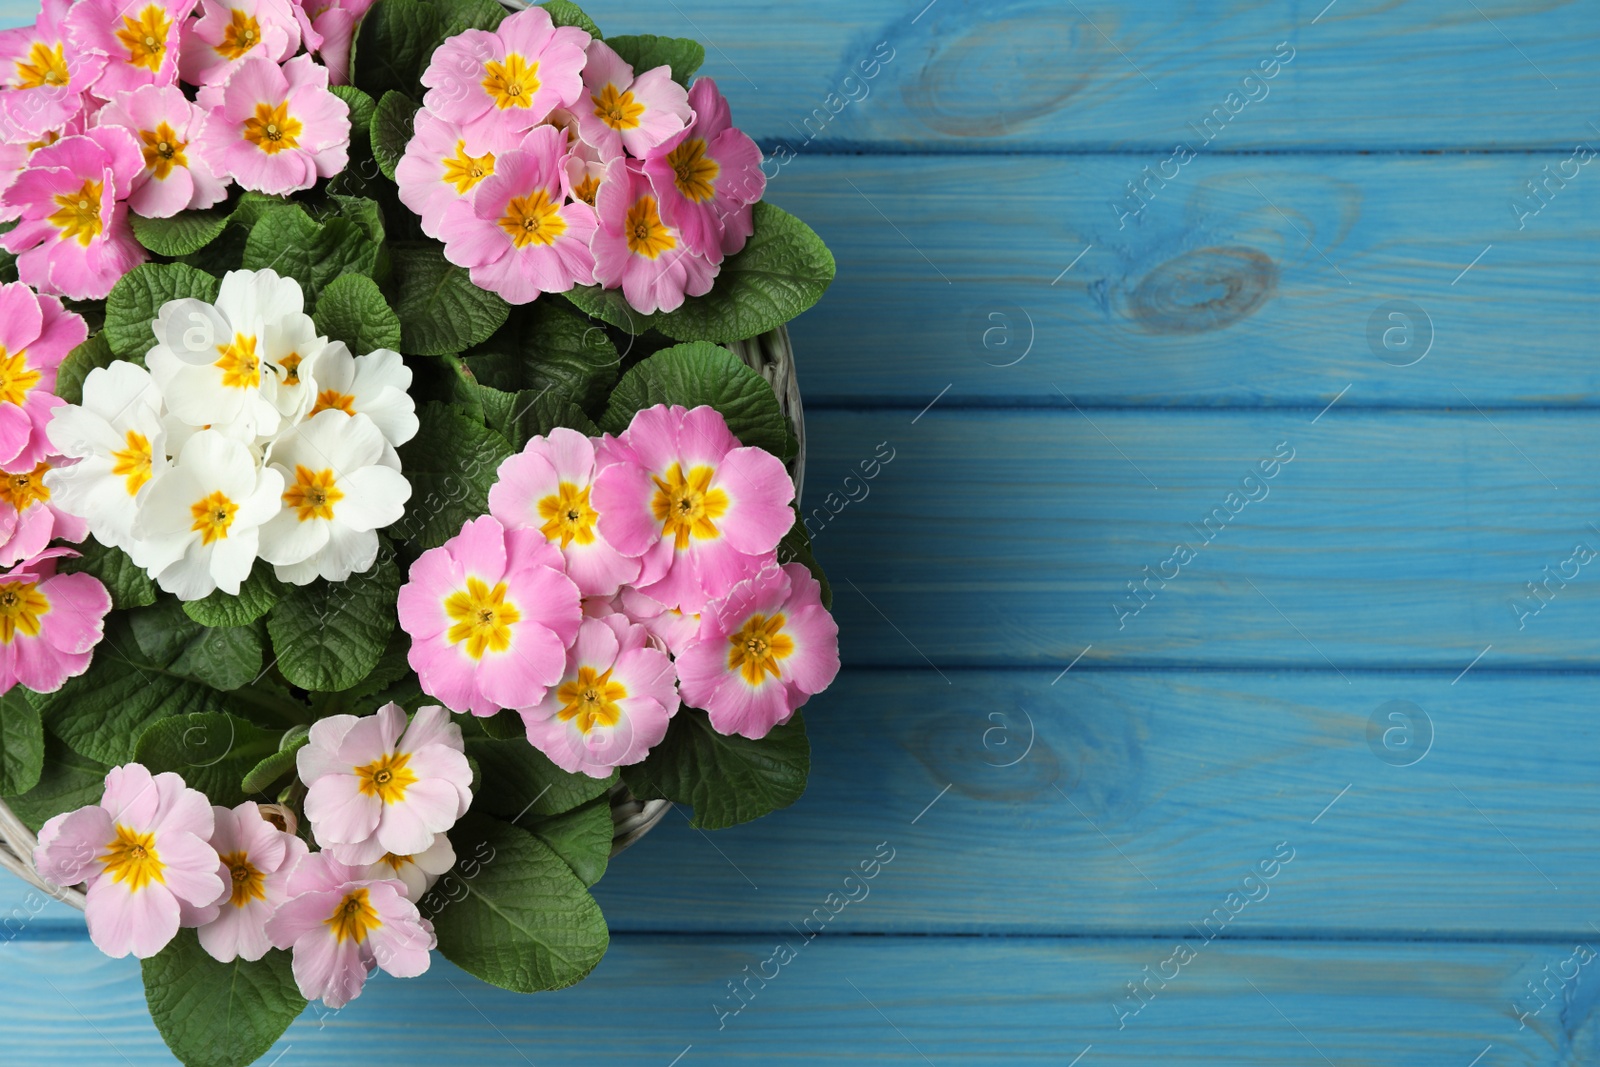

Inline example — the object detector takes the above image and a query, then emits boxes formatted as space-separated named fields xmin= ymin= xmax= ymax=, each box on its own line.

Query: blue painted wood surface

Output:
xmin=5 ymin=0 xmax=1600 ymax=1063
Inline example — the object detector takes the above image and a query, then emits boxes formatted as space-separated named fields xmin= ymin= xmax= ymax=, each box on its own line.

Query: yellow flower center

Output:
xmin=650 ymin=463 xmax=727 ymax=549
xmin=726 ymin=613 xmax=795 ymax=685
xmin=190 ymin=490 xmax=238 ymax=545
xmin=441 ymin=141 xmax=495 ymax=194
xmin=444 ymin=576 xmax=521 ymax=659
xmin=0 ymin=346 xmax=40 ymax=407
xmin=139 ymin=122 xmax=187 ymax=180
xmin=218 ymin=849 xmax=266 ymax=908
xmin=216 ymin=9 xmax=262 ymax=60
xmin=115 ymin=5 xmax=171 ymax=72
xmin=325 ymin=887 xmax=382 ymax=944
xmin=0 ymin=462 xmax=51 ymax=513
xmin=483 ymin=52 xmax=539 ymax=110
xmin=0 ymin=580 xmax=48 ymax=644
xmin=497 ymin=189 xmax=567 ymax=249
xmin=110 ymin=430 xmax=153 ymax=496
xmin=14 ymin=41 xmax=68 ymax=89
xmin=591 ymin=83 xmax=645 ymax=131
xmin=47 ymin=179 xmax=103 ymax=247
xmin=536 ymin=481 xmax=597 ymax=548
xmin=101 ymin=824 xmax=163 ymax=892
xmin=242 ymin=100 xmax=301 ymax=155
xmin=377 ymin=852 xmax=413 ymax=873
xmin=572 ymin=173 xmax=600 ymax=206
xmin=667 ymin=138 xmax=718 ymax=203
xmin=310 ymin=389 xmax=356 ymax=416
xmin=214 ymin=332 xmax=260 ymax=388
xmin=624 ymin=195 xmax=675 ymax=259
xmin=556 ymin=664 xmax=628 ymax=733
xmin=354 ymin=750 xmax=418 ymax=804
xmin=282 ymin=465 xmax=343 ymax=522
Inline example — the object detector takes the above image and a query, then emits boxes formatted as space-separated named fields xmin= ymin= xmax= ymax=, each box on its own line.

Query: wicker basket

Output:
xmin=0 ymin=326 xmax=804 ymax=910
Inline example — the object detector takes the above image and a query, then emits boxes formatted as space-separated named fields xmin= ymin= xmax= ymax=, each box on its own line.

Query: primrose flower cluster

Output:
xmin=399 ymin=5 xmax=765 ymax=312
xmin=0 ymin=0 xmax=361 ymax=299
xmin=35 ymin=703 xmax=465 ymax=1008
xmin=47 ymin=267 xmax=416 ymax=599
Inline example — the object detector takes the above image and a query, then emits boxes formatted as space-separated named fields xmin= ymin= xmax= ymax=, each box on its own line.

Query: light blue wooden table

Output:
xmin=5 ymin=0 xmax=1600 ymax=1062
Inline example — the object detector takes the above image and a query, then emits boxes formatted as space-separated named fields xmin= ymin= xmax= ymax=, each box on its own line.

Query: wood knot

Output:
xmin=1125 ymin=245 xmax=1278 ymax=334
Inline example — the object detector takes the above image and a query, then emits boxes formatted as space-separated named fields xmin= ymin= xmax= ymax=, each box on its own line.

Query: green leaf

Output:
xmin=467 ymin=736 xmax=615 ymax=818
xmin=182 ymin=562 xmax=283 ymax=628
xmin=144 ymin=931 xmax=305 ymax=1067
xmin=33 ymin=615 xmax=231 ymax=765
xmin=466 ymin=300 xmax=620 ymax=412
xmin=268 ymin=553 xmax=400 ymax=692
xmin=777 ymin=512 xmax=832 ymax=610
xmin=240 ymin=725 xmax=310 ymax=795
xmin=562 ymin=283 xmax=653 ymax=334
xmin=351 ymin=0 xmax=444 ymax=97
xmin=242 ymin=204 xmax=379 ymax=302
xmin=56 ymin=539 xmax=157 ymax=609
xmin=604 ymin=34 xmax=703 ymax=85
xmin=134 ymin=712 xmax=279 ymax=808
xmin=622 ymin=710 xmax=809 ymax=830
xmin=0 ymin=687 xmax=44 ymax=795
xmin=130 ymin=209 xmax=230 ymax=257
xmin=429 ymin=814 xmax=609 ymax=993
xmin=389 ymin=242 xmax=510 ymax=355
xmin=477 ymin=387 xmax=597 ymax=451
xmin=130 ymin=600 xmax=266 ymax=693
xmin=538 ymin=0 xmax=601 ymax=36
xmin=600 ymin=341 xmax=790 ymax=457
xmin=104 ymin=263 xmax=221 ymax=358
xmin=518 ymin=795 xmax=611 ymax=886
xmin=393 ymin=402 xmax=512 ymax=547
xmin=330 ymin=84 xmax=377 ymax=140
xmin=436 ymin=0 xmax=507 ymax=37
xmin=228 ymin=192 xmax=300 ymax=232
xmin=370 ymin=91 xmax=419 ymax=182
xmin=652 ymin=203 xmax=836 ymax=342
xmin=313 ymin=272 xmax=403 ymax=354
xmin=1 ymin=733 xmax=107 ymax=833
xmin=54 ymin=332 xmax=118 ymax=406
xmin=329 ymin=193 xmax=387 ymax=248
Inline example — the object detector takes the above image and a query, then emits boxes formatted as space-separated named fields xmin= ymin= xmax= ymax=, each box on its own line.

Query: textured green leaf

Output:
xmin=393 ymin=402 xmax=512 ymax=547
xmin=267 ymin=553 xmax=399 ymax=692
xmin=56 ymin=539 xmax=157 ymax=609
xmin=313 ymin=272 xmax=403 ymax=354
xmin=104 ymin=263 xmax=221 ymax=358
xmin=134 ymin=712 xmax=279 ymax=808
xmin=436 ymin=0 xmax=507 ymax=37
xmin=131 ymin=600 xmax=266 ymax=692
xmin=242 ymin=204 xmax=379 ymax=301
xmin=370 ymin=91 xmax=419 ymax=183
xmin=430 ymin=814 xmax=609 ymax=993
xmin=54 ymin=332 xmax=118 ymax=406
xmin=0 ymin=687 xmax=44 ymax=795
xmin=477 ymin=387 xmax=597 ymax=451
xmin=390 ymin=242 xmax=510 ymax=355
xmin=538 ymin=0 xmax=601 ymax=36
xmin=604 ymin=34 xmax=703 ymax=85
xmin=143 ymin=931 xmax=305 ymax=1067
xmin=652 ymin=202 xmax=836 ymax=342
xmin=519 ymin=795 xmax=611 ymax=886
xmin=467 ymin=736 xmax=615 ymax=818
xmin=130 ymin=209 xmax=229 ymax=257
xmin=466 ymin=300 xmax=620 ymax=412
xmin=330 ymin=193 xmax=386 ymax=248
xmin=228 ymin=192 xmax=300 ymax=232
xmin=330 ymin=84 xmax=376 ymax=140
xmin=32 ymin=615 xmax=231 ymax=765
xmin=351 ymin=0 xmax=444 ymax=98
xmin=599 ymin=341 xmax=790 ymax=457
xmin=1 ymin=733 xmax=107 ymax=833
xmin=562 ymin=283 xmax=653 ymax=334
xmin=622 ymin=710 xmax=809 ymax=830
xmin=181 ymin=562 xmax=282 ymax=628
xmin=240 ymin=725 xmax=309 ymax=796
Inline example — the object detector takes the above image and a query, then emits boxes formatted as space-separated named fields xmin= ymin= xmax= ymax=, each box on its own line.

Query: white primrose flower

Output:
xmin=259 ymin=410 xmax=412 ymax=585
xmin=307 ymin=345 xmax=420 ymax=455
xmin=44 ymin=361 xmax=168 ymax=559
xmin=134 ymin=430 xmax=285 ymax=600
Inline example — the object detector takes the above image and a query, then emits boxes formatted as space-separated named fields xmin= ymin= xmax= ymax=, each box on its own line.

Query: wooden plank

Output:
xmin=572 ymin=0 xmax=1599 ymax=151
xmin=802 ymin=408 xmax=1600 ymax=667
xmin=769 ymin=153 xmax=1600 ymax=407
xmin=1 ymin=936 xmax=1591 ymax=1065
xmin=6 ymin=669 xmax=1597 ymax=936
